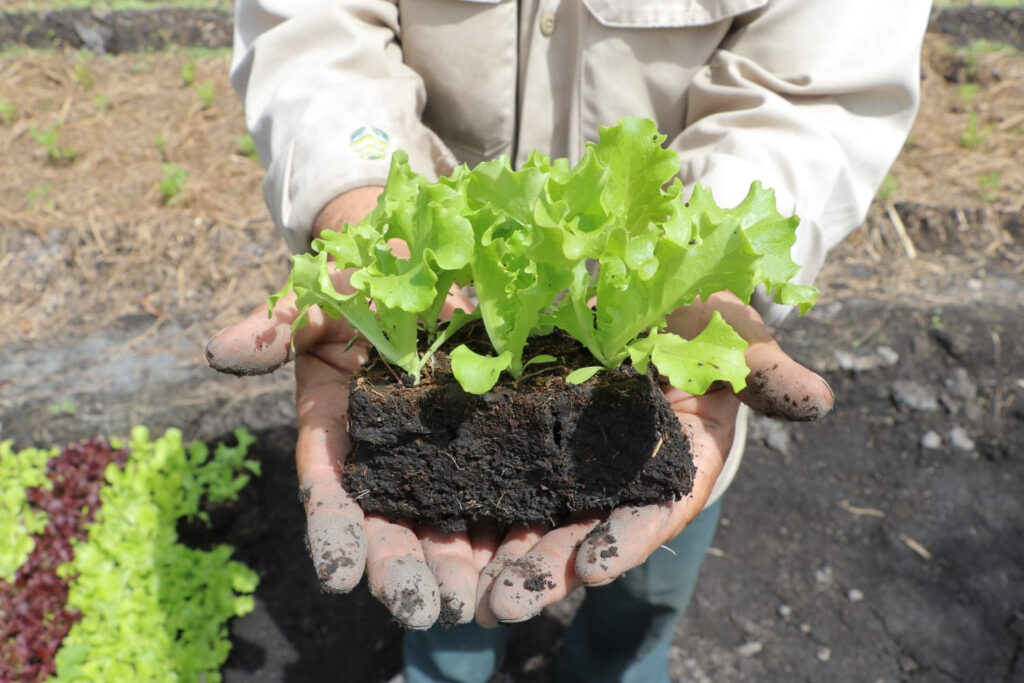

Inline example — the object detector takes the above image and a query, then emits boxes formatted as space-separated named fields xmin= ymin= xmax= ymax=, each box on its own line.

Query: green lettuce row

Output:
xmin=52 ymin=427 xmax=260 ymax=683
xmin=0 ymin=441 xmax=56 ymax=581
xmin=277 ymin=117 xmax=818 ymax=395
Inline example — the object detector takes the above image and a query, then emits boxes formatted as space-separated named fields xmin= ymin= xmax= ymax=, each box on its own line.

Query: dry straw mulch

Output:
xmin=0 ymin=48 xmax=289 ymax=347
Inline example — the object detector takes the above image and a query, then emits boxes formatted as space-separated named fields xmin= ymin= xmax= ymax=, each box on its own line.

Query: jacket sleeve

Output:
xmin=231 ymin=0 xmax=458 ymax=253
xmin=672 ymin=0 xmax=931 ymax=323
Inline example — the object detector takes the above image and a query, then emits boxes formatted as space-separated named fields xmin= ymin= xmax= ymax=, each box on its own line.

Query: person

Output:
xmin=206 ymin=1 xmax=931 ymax=681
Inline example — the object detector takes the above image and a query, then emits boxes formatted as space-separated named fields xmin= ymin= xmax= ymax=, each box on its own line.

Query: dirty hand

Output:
xmin=205 ymin=187 xmax=487 ymax=629
xmin=475 ymin=291 xmax=834 ymax=626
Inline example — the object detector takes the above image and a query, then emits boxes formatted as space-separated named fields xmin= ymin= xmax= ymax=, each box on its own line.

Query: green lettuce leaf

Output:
xmin=279 ymin=117 xmax=817 ymax=394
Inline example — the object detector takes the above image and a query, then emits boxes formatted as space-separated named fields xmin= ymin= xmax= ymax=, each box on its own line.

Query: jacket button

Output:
xmin=540 ymin=12 xmax=556 ymax=37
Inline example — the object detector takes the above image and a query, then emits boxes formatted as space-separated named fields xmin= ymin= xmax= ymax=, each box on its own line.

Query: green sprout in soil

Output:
xmin=181 ymin=59 xmax=196 ymax=86
xmin=979 ymin=172 xmax=1001 ymax=202
xmin=155 ymin=133 xmax=169 ymax=161
xmin=877 ymin=173 xmax=899 ymax=201
xmin=73 ymin=61 xmax=94 ymax=91
xmin=26 ymin=182 xmax=55 ymax=210
xmin=158 ymin=163 xmax=188 ymax=204
xmin=276 ymin=117 xmax=817 ymax=395
xmin=47 ymin=397 xmax=77 ymax=416
xmin=236 ymin=133 xmax=260 ymax=163
xmin=196 ymin=80 xmax=216 ymax=110
xmin=957 ymin=83 xmax=980 ymax=107
xmin=0 ymin=100 xmax=15 ymax=124
xmin=91 ymin=94 xmax=111 ymax=111
xmin=30 ymin=124 xmax=76 ymax=164
xmin=959 ymin=111 xmax=989 ymax=149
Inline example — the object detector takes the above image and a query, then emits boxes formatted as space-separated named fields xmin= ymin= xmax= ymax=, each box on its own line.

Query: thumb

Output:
xmin=667 ymin=292 xmax=833 ymax=422
xmin=738 ymin=341 xmax=833 ymax=422
xmin=206 ymin=275 xmax=356 ymax=376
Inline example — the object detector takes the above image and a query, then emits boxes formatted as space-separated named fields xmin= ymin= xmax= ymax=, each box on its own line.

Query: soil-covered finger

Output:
xmin=488 ymin=518 xmax=601 ymax=623
xmin=739 ymin=351 xmax=834 ymax=422
xmin=205 ymin=311 xmax=296 ymax=376
xmin=576 ymin=504 xmax=672 ymax=586
xmin=205 ymin=272 xmax=359 ymax=376
xmin=370 ymin=556 xmax=441 ymax=630
xmin=474 ymin=524 xmax=546 ymax=629
xmin=365 ymin=516 xmax=439 ymax=629
xmin=303 ymin=486 xmax=367 ymax=593
xmin=419 ymin=526 xmax=478 ymax=626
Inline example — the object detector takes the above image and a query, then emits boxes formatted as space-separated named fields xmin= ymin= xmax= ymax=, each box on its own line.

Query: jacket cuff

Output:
xmin=264 ymin=110 xmax=458 ymax=254
xmin=678 ymin=152 xmax=826 ymax=326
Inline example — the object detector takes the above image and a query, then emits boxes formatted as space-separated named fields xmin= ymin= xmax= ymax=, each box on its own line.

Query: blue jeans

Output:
xmin=403 ymin=500 xmax=722 ymax=683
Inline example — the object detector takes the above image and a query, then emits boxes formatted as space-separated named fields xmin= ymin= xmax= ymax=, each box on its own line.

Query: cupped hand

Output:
xmin=207 ymin=266 xmax=499 ymax=628
xmin=206 ymin=187 xmax=499 ymax=629
xmin=475 ymin=291 xmax=834 ymax=625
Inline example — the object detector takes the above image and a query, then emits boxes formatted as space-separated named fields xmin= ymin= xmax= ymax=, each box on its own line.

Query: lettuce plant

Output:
xmin=0 ymin=441 xmax=55 ymax=582
xmin=53 ymin=427 xmax=260 ymax=682
xmin=275 ymin=117 xmax=818 ymax=395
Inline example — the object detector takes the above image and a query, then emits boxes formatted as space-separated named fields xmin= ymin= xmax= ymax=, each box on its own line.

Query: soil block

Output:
xmin=343 ymin=330 xmax=694 ymax=532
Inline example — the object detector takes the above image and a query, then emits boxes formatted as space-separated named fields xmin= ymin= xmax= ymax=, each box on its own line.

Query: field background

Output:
xmin=0 ymin=4 xmax=1022 ymax=682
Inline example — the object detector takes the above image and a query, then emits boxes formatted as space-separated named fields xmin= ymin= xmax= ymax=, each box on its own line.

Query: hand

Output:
xmin=475 ymin=291 xmax=834 ymax=624
xmin=206 ymin=186 xmax=493 ymax=629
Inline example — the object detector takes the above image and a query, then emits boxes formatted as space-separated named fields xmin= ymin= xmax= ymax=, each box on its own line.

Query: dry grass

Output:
xmin=0 ymin=48 xmax=289 ymax=346
xmin=0 ymin=34 xmax=1021 ymax=350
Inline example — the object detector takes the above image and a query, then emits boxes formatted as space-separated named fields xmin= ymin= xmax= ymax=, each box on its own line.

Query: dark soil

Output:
xmin=344 ymin=329 xmax=694 ymax=531
xmin=0 ymin=9 xmax=232 ymax=54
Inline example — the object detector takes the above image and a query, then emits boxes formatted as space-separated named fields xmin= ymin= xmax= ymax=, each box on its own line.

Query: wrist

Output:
xmin=313 ymin=186 xmax=385 ymax=239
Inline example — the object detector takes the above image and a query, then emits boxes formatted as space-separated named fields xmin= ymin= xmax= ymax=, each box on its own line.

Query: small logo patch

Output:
xmin=350 ymin=126 xmax=390 ymax=160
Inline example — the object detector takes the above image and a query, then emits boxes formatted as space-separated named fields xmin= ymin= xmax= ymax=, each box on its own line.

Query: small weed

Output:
xmin=196 ymin=80 xmax=215 ymax=110
xmin=158 ymin=163 xmax=189 ymax=204
xmin=91 ymin=94 xmax=111 ymax=111
xmin=155 ymin=134 xmax=174 ymax=163
xmin=957 ymin=83 xmax=980 ymax=107
xmin=25 ymin=182 xmax=55 ymax=211
xmin=74 ymin=61 xmax=95 ymax=91
xmin=964 ymin=38 xmax=1019 ymax=56
xmin=958 ymin=112 xmax=988 ymax=149
xmin=877 ymin=174 xmax=898 ymax=201
xmin=0 ymin=100 xmax=15 ymax=124
xmin=180 ymin=59 xmax=196 ymax=86
xmin=235 ymin=133 xmax=260 ymax=163
xmin=47 ymin=398 xmax=76 ymax=416
xmin=30 ymin=124 xmax=76 ymax=163
xmin=979 ymin=172 xmax=1001 ymax=202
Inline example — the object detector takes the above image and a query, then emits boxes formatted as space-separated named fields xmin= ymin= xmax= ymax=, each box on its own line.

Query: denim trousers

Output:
xmin=403 ymin=499 xmax=722 ymax=683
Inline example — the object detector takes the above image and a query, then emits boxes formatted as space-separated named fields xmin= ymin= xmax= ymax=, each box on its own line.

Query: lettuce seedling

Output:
xmin=275 ymin=117 xmax=818 ymax=394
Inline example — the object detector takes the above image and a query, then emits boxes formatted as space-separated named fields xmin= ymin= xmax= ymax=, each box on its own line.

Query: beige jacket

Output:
xmin=231 ymin=0 xmax=930 ymax=504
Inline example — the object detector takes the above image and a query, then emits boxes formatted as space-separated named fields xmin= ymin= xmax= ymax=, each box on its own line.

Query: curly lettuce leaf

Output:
xmin=277 ymin=117 xmax=817 ymax=394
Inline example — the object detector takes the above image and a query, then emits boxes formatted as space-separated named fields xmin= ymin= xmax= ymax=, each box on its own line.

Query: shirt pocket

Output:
xmin=578 ymin=0 xmax=769 ymax=145
xmin=582 ymin=0 xmax=769 ymax=28
xmin=398 ymin=0 xmax=517 ymax=164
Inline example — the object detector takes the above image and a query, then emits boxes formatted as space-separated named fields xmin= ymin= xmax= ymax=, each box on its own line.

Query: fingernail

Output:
xmin=811 ymin=371 xmax=835 ymax=411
